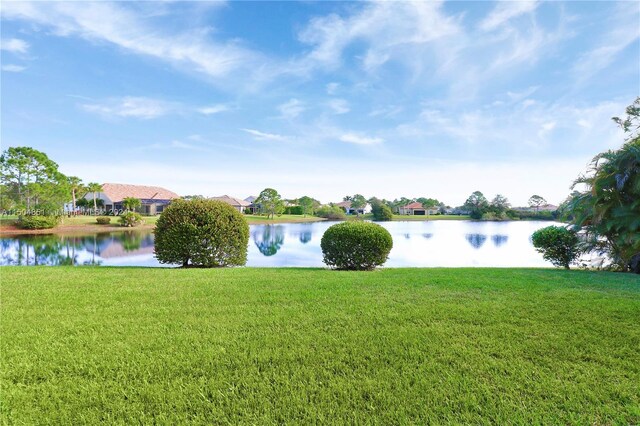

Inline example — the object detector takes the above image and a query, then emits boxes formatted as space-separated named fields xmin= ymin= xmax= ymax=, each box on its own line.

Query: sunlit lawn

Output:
xmin=2 ymin=267 xmax=639 ymax=424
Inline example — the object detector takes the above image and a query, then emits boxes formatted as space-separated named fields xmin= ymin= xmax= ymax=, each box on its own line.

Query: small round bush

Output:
xmin=321 ymin=221 xmax=393 ymax=270
xmin=96 ymin=216 xmax=111 ymax=225
xmin=17 ymin=215 xmax=61 ymax=230
xmin=372 ymin=203 xmax=393 ymax=221
xmin=119 ymin=211 xmax=144 ymax=227
xmin=531 ymin=226 xmax=580 ymax=269
xmin=154 ymin=199 xmax=249 ymax=267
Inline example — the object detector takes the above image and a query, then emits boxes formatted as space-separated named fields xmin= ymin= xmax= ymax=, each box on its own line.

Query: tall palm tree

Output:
xmin=86 ymin=182 xmax=102 ymax=215
xmin=67 ymin=176 xmax=84 ymax=213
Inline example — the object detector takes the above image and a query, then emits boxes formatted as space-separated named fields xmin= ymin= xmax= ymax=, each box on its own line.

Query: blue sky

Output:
xmin=1 ymin=1 xmax=639 ymax=206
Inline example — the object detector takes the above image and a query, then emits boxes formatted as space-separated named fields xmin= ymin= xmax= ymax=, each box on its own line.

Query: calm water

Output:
xmin=0 ymin=221 xmax=562 ymax=267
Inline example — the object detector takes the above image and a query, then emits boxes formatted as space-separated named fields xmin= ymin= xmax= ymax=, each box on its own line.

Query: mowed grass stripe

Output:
xmin=1 ymin=268 xmax=639 ymax=424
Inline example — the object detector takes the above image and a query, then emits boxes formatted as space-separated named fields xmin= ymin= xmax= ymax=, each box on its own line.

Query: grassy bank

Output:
xmin=2 ymin=268 xmax=638 ymax=424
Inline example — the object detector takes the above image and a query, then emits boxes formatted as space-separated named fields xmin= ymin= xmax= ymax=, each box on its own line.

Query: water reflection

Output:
xmin=465 ymin=233 xmax=487 ymax=249
xmin=253 ymin=225 xmax=285 ymax=256
xmin=491 ymin=234 xmax=509 ymax=247
xmin=1 ymin=221 xmax=565 ymax=268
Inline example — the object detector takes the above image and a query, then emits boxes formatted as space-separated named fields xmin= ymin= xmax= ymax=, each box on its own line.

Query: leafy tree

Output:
xmin=122 ymin=197 xmax=142 ymax=212
xmin=349 ymin=194 xmax=367 ymax=216
xmin=528 ymin=195 xmax=547 ymax=213
xmin=86 ymin=183 xmax=103 ymax=214
xmin=297 ymin=196 xmax=319 ymax=217
xmin=256 ymin=188 xmax=284 ymax=219
xmin=417 ymin=197 xmax=440 ymax=209
xmin=0 ymin=147 xmax=68 ymax=212
xmin=154 ymin=199 xmax=249 ymax=267
xmin=370 ymin=197 xmax=393 ymax=221
xmin=490 ymin=194 xmax=511 ymax=216
xmin=569 ymin=98 xmax=640 ymax=270
xmin=532 ymin=226 xmax=580 ymax=269
xmin=463 ymin=191 xmax=489 ymax=219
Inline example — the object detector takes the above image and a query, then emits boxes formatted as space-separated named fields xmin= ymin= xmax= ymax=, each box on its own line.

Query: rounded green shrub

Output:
xmin=321 ymin=221 xmax=393 ymax=270
xmin=316 ymin=205 xmax=346 ymax=220
xmin=154 ymin=199 xmax=249 ymax=267
xmin=17 ymin=215 xmax=61 ymax=230
xmin=119 ymin=212 xmax=144 ymax=227
xmin=372 ymin=202 xmax=393 ymax=221
xmin=96 ymin=216 xmax=111 ymax=225
xmin=531 ymin=226 xmax=580 ymax=269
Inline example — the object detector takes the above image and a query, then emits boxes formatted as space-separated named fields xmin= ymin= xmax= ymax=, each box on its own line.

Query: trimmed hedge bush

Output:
xmin=154 ymin=199 xmax=249 ymax=267
xmin=96 ymin=217 xmax=111 ymax=225
xmin=531 ymin=226 xmax=580 ymax=269
xmin=16 ymin=215 xmax=61 ymax=230
xmin=119 ymin=212 xmax=144 ymax=227
xmin=284 ymin=206 xmax=304 ymax=215
xmin=321 ymin=221 xmax=393 ymax=270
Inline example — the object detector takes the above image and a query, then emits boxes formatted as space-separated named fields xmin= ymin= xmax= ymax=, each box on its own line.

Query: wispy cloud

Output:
xmin=1 ymin=64 xmax=26 ymax=72
xmin=197 ymin=104 xmax=231 ymax=115
xmin=1 ymin=2 xmax=266 ymax=85
xmin=479 ymin=1 xmax=539 ymax=32
xmin=242 ymin=128 xmax=289 ymax=142
xmin=340 ymin=133 xmax=383 ymax=145
xmin=0 ymin=38 xmax=29 ymax=53
xmin=328 ymin=98 xmax=350 ymax=115
xmin=81 ymin=97 xmax=175 ymax=119
xmin=278 ymin=98 xmax=305 ymax=120
xmin=326 ymin=82 xmax=340 ymax=95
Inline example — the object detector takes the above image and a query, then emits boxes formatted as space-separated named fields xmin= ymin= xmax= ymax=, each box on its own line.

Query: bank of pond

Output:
xmin=1 ymin=220 xmax=564 ymax=267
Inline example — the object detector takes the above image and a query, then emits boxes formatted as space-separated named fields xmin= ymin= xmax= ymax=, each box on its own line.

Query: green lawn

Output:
xmin=2 ymin=268 xmax=639 ymax=424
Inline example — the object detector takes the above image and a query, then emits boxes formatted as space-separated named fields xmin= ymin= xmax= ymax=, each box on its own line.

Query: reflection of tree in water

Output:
xmin=465 ymin=233 xmax=487 ymax=249
xmin=404 ymin=233 xmax=411 ymax=239
xmin=115 ymin=231 xmax=154 ymax=252
xmin=253 ymin=225 xmax=285 ymax=256
xmin=299 ymin=230 xmax=312 ymax=244
xmin=1 ymin=235 xmax=84 ymax=266
xmin=491 ymin=235 xmax=509 ymax=247
xmin=422 ymin=233 xmax=433 ymax=239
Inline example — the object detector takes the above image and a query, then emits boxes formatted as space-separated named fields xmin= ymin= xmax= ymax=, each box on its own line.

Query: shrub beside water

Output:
xmin=154 ymin=199 xmax=249 ymax=267
xmin=96 ymin=217 xmax=111 ymax=225
xmin=119 ymin=212 xmax=144 ymax=227
xmin=531 ymin=226 xmax=580 ymax=269
xmin=321 ymin=221 xmax=393 ymax=270
xmin=316 ymin=205 xmax=347 ymax=220
xmin=17 ymin=215 xmax=61 ymax=230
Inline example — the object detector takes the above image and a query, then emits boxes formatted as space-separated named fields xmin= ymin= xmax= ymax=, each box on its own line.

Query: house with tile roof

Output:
xmin=398 ymin=201 xmax=438 ymax=216
xmin=84 ymin=183 xmax=180 ymax=215
xmin=211 ymin=195 xmax=252 ymax=213
xmin=334 ymin=200 xmax=372 ymax=215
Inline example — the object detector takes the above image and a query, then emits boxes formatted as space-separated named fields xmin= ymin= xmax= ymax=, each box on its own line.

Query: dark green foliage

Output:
xmin=463 ymin=191 xmax=489 ymax=219
xmin=96 ymin=217 xmax=111 ymax=225
xmin=154 ymin=199 xmax=249 ymax=267
xmin=16 ymin=215 xmax=61 ymax=230
xmin=568 ymin=99 xmax=640 ymax=270
xmin=284 ymin=206 xmax=304 ymax=215
xmin=371 ymin=199 xmax=393 ymax=221
xmin=118 ymin=212 xmax=144 ymax=227
xmin=316 ymin=205 xmax=347 ymax=220
xmin=122 ymin=197 xmax=142 ymax=212
xmin=531 ymin=226 xmax=580 ymax=269
xmin=321 ymin=221 xmax=393 ymax=270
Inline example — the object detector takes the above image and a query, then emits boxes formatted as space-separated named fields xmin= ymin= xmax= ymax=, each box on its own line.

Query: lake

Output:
xmin=0 ymin=220 xmax=562 ymax=267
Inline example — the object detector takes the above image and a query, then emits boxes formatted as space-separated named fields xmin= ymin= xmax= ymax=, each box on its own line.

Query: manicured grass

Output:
xmin=2 ymin=268 xmax=639 ymax=424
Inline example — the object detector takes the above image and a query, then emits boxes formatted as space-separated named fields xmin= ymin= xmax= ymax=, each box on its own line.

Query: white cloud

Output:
xmin=1 ymin=2 xmax=265 ymax=85
xmin=328 ymin=99 xmax=350 ymax=115
xmin=81 ymin=97 xmax=174 ymax=119
xmin=479 ymin=1 xmax=539 ymax=32
xmin=0 ymin=38 xmax=29 ymax=53
xmin=326 ymin=82 xmax=340 ymax=95
xmin=1 ymin=64 xmax=26 ymax=72
xmin=242 ymin=128 xmax=288 ymax=142
xmin=197 ymin=104 xmax=230 ymax=115
xmin=277 ymin=98 xmax=305 ymax=119
xmin=340 ymin=133 xmax=383 ymax=145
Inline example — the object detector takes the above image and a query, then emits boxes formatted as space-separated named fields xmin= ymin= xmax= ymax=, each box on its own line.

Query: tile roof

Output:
xmin=403 ymin=202 xmax=425 ymax=209
xmin=100 ymin=183 xmax=180 ymax=203
xmin=212 ymin=195 xmax=251 ymax=207
xmin=335 ymin=201 xmax=352 ymax=208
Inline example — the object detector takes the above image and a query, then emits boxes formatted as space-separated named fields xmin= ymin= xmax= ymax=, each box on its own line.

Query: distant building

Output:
xmin=397 ymin=202 xmax=438 ymax=216
xmin=334 ymin=200 xmax=372 ymax=215
xmin=84 ymin=183 xmax=179 ymax=215
xmin=211 ymin=195 xmax=251 ymax=213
